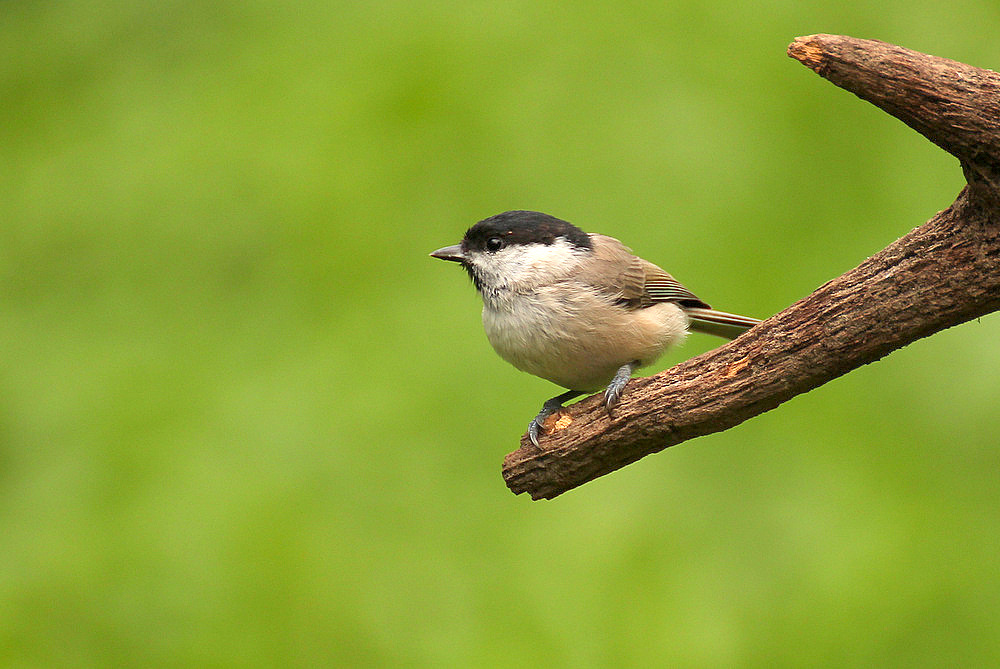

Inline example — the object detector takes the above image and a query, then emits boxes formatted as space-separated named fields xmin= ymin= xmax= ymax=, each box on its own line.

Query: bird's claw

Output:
xmin=528 ymin=416 xmax=544 ymax=448
xmin=526 ymin=390 xmax=583 ymax=448
xmin=528 ymin=403 xmax=558 ymax=447
xmin=604 ymin=361 xmax=638 ymax=411
xmin=604 ymin=382 xmax=625 ymax=409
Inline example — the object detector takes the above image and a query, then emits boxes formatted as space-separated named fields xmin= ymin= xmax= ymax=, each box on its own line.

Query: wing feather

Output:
xmin=579 ymin=234 xmax=711 ymax=309
xmin=641 ymin=261 xmax=711 ymax=308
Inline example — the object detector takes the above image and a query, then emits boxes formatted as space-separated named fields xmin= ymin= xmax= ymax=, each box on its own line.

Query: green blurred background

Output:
xmin=2 ymin=1 xmax=999 ymax=666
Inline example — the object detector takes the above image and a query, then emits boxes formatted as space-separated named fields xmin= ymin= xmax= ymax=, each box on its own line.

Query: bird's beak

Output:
xmin=429 ymin=244 xmax=465 ymax=263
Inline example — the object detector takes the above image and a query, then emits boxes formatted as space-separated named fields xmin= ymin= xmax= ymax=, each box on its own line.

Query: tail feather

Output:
xmin=684 ymin=307 xmax=761 ymax=340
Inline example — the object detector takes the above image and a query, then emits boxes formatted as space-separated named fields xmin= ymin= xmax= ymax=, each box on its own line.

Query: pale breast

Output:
xmin=482 ymin=284 xmax=688 ymax=391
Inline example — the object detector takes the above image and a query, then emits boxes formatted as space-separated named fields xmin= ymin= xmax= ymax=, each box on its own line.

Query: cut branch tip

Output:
xmin=787 ymin=35 xmax=827 ymax=71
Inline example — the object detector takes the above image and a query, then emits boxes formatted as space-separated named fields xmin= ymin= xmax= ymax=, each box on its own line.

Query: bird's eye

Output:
xmin=485 ymin=236 xmax=504 ymax=252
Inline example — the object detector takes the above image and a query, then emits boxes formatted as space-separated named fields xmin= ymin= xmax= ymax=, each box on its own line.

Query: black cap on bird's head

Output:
xmin=429 ymin=210 xmax=592 ymax=264
xmin=461 ymin=211 xmax=592 ymax=254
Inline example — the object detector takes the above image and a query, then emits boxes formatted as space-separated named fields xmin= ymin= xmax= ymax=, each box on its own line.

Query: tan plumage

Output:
xmin=479 ymin=234 xmax=759 ymax=392
xmin=579 ymin=234 xmax=709 ymax=309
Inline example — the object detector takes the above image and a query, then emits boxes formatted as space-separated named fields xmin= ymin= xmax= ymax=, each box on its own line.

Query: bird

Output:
xmin=430 ymin=210 xmax=761 ymax=446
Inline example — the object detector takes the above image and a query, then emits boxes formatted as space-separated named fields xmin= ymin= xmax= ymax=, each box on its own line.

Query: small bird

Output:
xmin=431 ymin=210 xmax=761 ymax=446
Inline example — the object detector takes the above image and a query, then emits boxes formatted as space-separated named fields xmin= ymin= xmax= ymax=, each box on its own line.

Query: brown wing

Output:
xmin=581 ymin=235 xmax=711 ymax=309
xmin=641 ymin=260 xmax=711 ymax=309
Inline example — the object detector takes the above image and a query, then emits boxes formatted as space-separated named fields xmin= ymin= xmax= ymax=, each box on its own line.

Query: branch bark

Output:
xmin=502 ymin=34 xmax=1000 ymax=500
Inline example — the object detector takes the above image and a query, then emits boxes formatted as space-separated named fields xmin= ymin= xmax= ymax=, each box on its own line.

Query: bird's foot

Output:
xmin=528 ymin=390 xmax=583 ymax=447
xmin=604 ymin=361 xmax=638 ymax=411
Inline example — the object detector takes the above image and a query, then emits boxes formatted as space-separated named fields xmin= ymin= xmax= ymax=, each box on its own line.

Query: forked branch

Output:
xmin=502 ymin=35 xmax=1000 ymax=500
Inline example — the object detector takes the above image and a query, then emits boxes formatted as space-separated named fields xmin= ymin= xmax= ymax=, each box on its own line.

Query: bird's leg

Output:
xmin=528 ymin=390 xmax=583 ymax=447
xmin=604 ymin=361 xmax=638 ymax=410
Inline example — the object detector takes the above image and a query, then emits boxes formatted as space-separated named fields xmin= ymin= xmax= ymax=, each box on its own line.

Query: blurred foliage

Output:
xmin=2 ymin=1 xmax=999 ymax=666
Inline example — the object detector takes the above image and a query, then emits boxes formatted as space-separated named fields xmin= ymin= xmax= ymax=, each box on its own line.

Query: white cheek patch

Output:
xmin=469 ymin=238 xmax=586 ymax=289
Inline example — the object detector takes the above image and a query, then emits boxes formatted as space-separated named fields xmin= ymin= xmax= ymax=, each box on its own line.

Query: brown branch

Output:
xmin=502 ymin=34 xmax=1000 ymax=500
